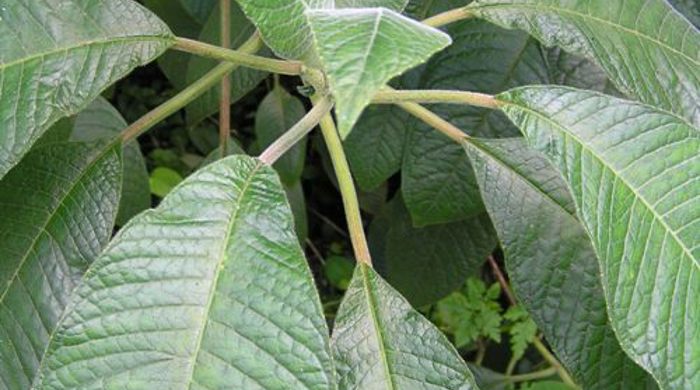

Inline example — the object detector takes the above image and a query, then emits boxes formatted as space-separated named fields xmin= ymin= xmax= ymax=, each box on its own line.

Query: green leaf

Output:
xmin=185 ymin=3 xmax=268 ymax=126
xmin=335 ymin=0 xmax=408 ymax=10
xmin=35 ymin=155 xmax=335 ymax=388
xmin=503 ymin=306 xmax=536 ymax=361
xmin=307 ymin=8 xmax=452 ymax=137
xmin=468 ymin=0 xmax=700 ymax=125
xmin=324 ymin=256 xmax=356 ymax=290
xmin=670 ymin=0 xmax=700 ymax=27
xmin=285 ymin=180 xmax=309 ymax=243
xmin=344 ymin=105 xmax=410 ymax=191
xmin=0 ymin=0 xmax=172 ymax=179
xmin=0 ymin=141 xmax=122 ymax=388
xmin=255 ymin=86 xmax=308 ymax=185
xmin=499 ymin=86 xmax=700 ymax=388
xmin=179 ymin=0 xmax=217 ymax=24
xmin=521 ymin=381 xmax=572 ymax=390
xmin=467 ymin=364 xmax=509 ymax=390
xmin=545 ymin=48 xmax=617 ymax=94
xmin=235 ymin=0 xmax=332 ymax=60
xmin=70 ymin=98 xmax=150 ymax=226
xmin=149 ymin=166 xmax=184 ymax=198
xmin=332 ymin=263 xmax=479 ymax=389
xmin=465 ymin=137 xmax=655 ymax=388
xmin=372 ymin=196 xmax=497 ymax=306
xmin=401 ymin=18 xmax=548 ymax=226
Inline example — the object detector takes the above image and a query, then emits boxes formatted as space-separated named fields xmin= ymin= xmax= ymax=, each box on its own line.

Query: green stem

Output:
xmin=394 ymin=101 xmax=467 ymax=143
xmin=258 ymin=96 xmax=333 ymax=164
xmin=533 ymin=339 xmax=579 ymax=389
xmin=173 ymin=37 xmax=302 ymax=75
xmin=312 ymin=95 xmax=373 ymax=266
xmin=219 ymin=0 xmax=231 ymax=158
xmin=422 ymin=7 xmax=473 ymax=27
xmin=506 ymin=367 xmax=558 ymax=383
xmin=122 ymin=34 xmax=263 ymax=143
xmin=373 ymin=89 xmax=500 ymax=109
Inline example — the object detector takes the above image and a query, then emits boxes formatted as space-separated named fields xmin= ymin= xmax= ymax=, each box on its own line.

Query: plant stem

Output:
xmin=373 ymin=89 xmax=500 ymax=109
xmin=507 ymin=367 xmax=558 ymax=383
xmin=487 ymin=255 xmax=517 ymax=305
xmin=422 ymin=7 xmax=473 ymax=28
xmin=219 ymin=0 xmax=231 ymax=158
xmin=312 ymin=95 xmax=373 ymax=266
xmin=258 ymin=96 xmax=333 ymax=164
xmin=394 ymin=101 xmax=466 ymax=143
xmin=122 ymin=34 xmax=263 ymax=143
xmin=173 ymin=37 xmax=302 ymax=75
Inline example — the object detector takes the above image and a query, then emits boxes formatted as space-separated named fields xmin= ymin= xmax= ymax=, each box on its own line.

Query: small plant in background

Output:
xmin=0 ymin=0 xmax=697 ymax=389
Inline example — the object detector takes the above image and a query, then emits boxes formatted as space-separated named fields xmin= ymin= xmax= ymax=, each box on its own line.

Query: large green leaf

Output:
xmin=371 ymin=196 xmax=497 ymax=306
xmin=401 ymin=18 xmax=548 ymax=226
xmin=307 ymin=8 xmax=451 ymax=137
xmin=70 ymin=98 xmax=150 ymax=226
xmin=235 ymin=0 xmax=332 ymax=60
xmin=670 ymin=0 xmax=700 ymax=27
xmin=34 ymin=155 xmax=335 ymax=389
xmin=0 ymin=142 xmax=122 ymax=389
xmin=255 ymin=86 xmax=307 ymax=185
xmin=498 ymin=86 xmax=700 ymax=388
xmin=344 ymin=105 xmax=411 ymax=191
xmin=185 ymin=3 xmax=268 ymax=126
xmin=336 ymin=0 xmax=408 ymax=10
xmin=0 ymin=0 xmax=172 ymax=179
xmin=332 ymin=263 xmax=479 ymax=389
xmin=468 ymin=0 xmax=700 ymax=125
xmin=545 ymin=48 xmax=617 ymax=94
xmin=179 ymin=0 xmax=217 ymax=24
xmin=465 ymin=137 xmax=655 ymax=389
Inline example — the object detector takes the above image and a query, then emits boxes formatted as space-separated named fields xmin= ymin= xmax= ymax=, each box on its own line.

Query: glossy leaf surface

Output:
xmin=499 ymin=86 xmax=700 ymax=388
xmin=469 ymin=0 xmax=700 ymax=125
xmin=0 ymin=0 xmax=172 ymax=179
xmin=465 ymin=137 xmax=654 ymax=389
xmin=0 ymin=142 xmax=122 ymax=389
xmin=308 ymin=8 xmax=451 ymax=137
xmin=35 ymin=156 xmax=335 ymax=389
xmin=332 ymin=263 xmax=479 ymax=389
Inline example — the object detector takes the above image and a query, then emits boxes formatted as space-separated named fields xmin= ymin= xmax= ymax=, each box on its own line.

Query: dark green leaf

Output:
xmin=285 ymin=180 xmax=309 ymax=243
xmin=0 ymin=0 xmax=172 ymax=179
xmin=35 ymin=156 xmax=335 ymax=388
xmin=179 ymin=0 xmax=217 ymax=24
xmin=0 ymin=142 xmax=122 ymax=388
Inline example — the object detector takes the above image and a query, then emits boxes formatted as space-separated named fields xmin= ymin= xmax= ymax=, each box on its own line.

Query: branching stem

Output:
xmin=219 ymin=0 xmax=232 ymax=158
xmin=258 ymin=96 xmax=333 ymax=164
xmin=312 ymin=95 xmax=372 ymax=266
xmin=507 ymin=367 xmax=558 ymax=383
xmin=122 ymin=34 xmax=263 ymax=143
xmin=174 ymin=37 xmax=302 ymax=75
xmin=422 ymin=7 xmax=474 ymax=27
xmin=373 ymin=89 xmax=500 ymax=109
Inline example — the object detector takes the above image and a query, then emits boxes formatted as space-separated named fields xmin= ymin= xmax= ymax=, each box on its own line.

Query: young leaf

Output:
xmin=0 ymin=142 xmax=122 ymax=389
xmin=34 ymin=155 xmax=335 ymax=389
xmin=468 ymin=0 xmax=700 ymax=125
xmin=307 ymin=8 xmax=452 ymax=137
xmin=332 ymin=263 xmax=479 ymax=389
xmin=70 ymin=98 xmax=150 ymax=226
xmin=371 ymin=196 xmax=497 ymax=306
xmin=503 ymin=306 xmax=536 ymax=362
xmin=235 ymin=0 xmax=332 ymax=60
xmin=499 ymin=86 xmax=700 ymax=388
xmin=0 ymin=0 xmax=172 ymax=179
xmin=255 ymin=86 xmax=308 ymax=185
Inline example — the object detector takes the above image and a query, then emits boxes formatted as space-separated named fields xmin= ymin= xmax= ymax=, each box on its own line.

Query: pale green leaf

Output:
xmin=307 ymin=8 xmax=452 ymax=137
xmin=235 ymin=0 xmax=332 ymax=60
xmin=70 ymin=97 xmax=150 ymax=226
xmin=35 ymin=155 xmax=335 ymax=389
xmin=0 ymin=142 xmax=122 ymax=389
xmin=468 ymin=0 xmax=700 ymax=125
xmin=0 ymin=0 xmax=172 ymax=179
xmin=149 ymin=166 xmax=184 ymax=198
xmin=332 ymin=263 xmax=479 ymax=389
xmin=336 ymin=0 xmax=408 ymax=11
xmin=499 ymin=86 xmax=700 ymax=388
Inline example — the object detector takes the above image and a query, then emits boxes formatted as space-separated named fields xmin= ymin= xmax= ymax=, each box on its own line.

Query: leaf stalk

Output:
xmin=219 ymin=0 xmax=232 ymax=158
xmin=422 ymin=7 xmax=474 ymax=28
xmin=373 ymin=89 xmax=500 ymax=109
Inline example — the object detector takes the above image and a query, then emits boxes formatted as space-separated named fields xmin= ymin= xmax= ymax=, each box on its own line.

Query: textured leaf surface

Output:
xmin=465 ymin=137 xmax=654 ymax=389
xmin=468 ymin=0 xmax=700 ymax=125
xmin=308 ymin=8 xmax=451 ymax=137
xmin=332 ymin=263 xmax=479 ymax=389
xmin=335 ymin=0 xmax=408 ymax=10
xmin=186 ymin=3 xmax=268 ymax=126
xmin=371 ymin=197 xmax=497 ymax=306
xmin=670 ymin=0 xmax=700 ymax=27
xmin=0 ymin=0 xmax=172 ymax=179
xmin=255 ymin=86 xmax=307 ymax=185
xmin=235 ymin=0 xmax=332 ymax=60
xmin=401 ymin=18 xmax=548 ymax=226
xmin=70 ymin=98 xmax=150 ymax=226
xmin=545 ymin=48 xmax=616 ymax=94
xmin=35 ymin=155 xmax=335 ymax=389
xmin=0 ymin=142 xmax=122 ymax=389
xmin=344 ymin=105 xmax=410 ymax=191
xmin=499 ymin=86 xmax=700 ymax=388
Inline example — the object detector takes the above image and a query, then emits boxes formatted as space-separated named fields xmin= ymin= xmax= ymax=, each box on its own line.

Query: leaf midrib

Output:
xmin=184 ymin=160 xmax=263 ymax=390
xmin=504 ymin=101 xmax=699 ymax=270
xmin=470 ymin=2 xmax=699 ymax=67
